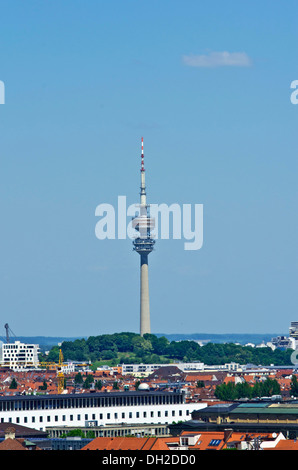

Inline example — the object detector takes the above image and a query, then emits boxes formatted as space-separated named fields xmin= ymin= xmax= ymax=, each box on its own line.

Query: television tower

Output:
xmin=132 ymin=138 xmax=155 ymax=336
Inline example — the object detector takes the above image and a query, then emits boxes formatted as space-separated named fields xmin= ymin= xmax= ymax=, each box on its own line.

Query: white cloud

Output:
xmin=182 ymin=51 xmax=252 ymax=68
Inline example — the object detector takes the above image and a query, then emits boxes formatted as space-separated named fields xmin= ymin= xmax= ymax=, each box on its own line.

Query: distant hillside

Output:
xmin=157 ymin=333 xmax=286 ymax=345
xmin=0 ymin=333 xmax=286 ymax=348
xmin=0 ymin=336 xmax=84 ymax=350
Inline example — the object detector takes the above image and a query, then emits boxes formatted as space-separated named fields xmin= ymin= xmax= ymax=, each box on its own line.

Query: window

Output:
xmin=77 ymin=415 xmax=81 ymax=421
xmin=208 ymin=439 xmax=222 ymax=447
xmin=122 ymin=413 xmax=125 ymax=419
xmin=129 ymin=412 xmax=132 ymax=419
xmin=107 ymin=413 xmax=110 ymax=419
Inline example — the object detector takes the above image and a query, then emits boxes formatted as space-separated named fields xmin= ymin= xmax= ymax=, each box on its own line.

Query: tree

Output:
xmin=290 ymin=375 xmax=298 ymax=397
xmin=101 ymin=350 xmax=117 ymax=360
xmin=9 ymin=378 xmax=18 ymax=389
xmin=197 ymin=381 xmax=204 ymax=388
xmin=74 ymin=372 xmax=84 ymax=385
xmin=95 ymin=379 xmax=102 ymax=390
xmin=260 ymin=378 xmax=280 ymax=397
xmin=83 ymin=374 xmax=94 ymax=389
xmin=65 ymin=429 xmax=85 ymax=438
xmin=132 ymin=336 xmax=153 ymax=358
xmin=39 ymin=380 xmax=47 ymax=391
xmin=135 ymin=380 xmax=141 ymax=390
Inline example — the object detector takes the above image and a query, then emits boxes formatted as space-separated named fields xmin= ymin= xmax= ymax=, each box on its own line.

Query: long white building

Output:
xmin=0 ymin=390 xmax=206 ymax=432
xmin=121 ymin=362 xmax=204 ymax=376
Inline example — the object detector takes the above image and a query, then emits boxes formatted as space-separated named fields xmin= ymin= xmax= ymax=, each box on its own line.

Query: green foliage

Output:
xmin=74 ymin=372 xmax=84 ymax=385
xmin=9 ymin=378 xmax=18 ymax=389
xmin=42 ymin=332 xmax=294 ymax=368
xmin=290 ymin=375 xmax=298 ymax=397
xmin=83 ymin=374 xmax=94 ymax=389
xmin=215 ymin=378 xmax=281 ymax=400
xmin=95 ymin=379 xmax=102 ymax=390
xmin=64 ymin=429 xmax=86 ymax=438
xmin=39 ymin=380 xmax=47 ymax=390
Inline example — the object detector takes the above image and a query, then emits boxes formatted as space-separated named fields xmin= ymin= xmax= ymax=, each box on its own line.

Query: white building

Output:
xmin=121 ymin=362 xmax=204 ymax=376
xmin=0 ymin=390 xmax=206 ymax=432
xmin=0 ymin=341 xmax=40 ymax=371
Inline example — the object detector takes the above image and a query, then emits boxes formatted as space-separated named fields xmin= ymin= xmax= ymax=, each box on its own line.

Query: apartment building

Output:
xmin=0 ymin=341 xmax=40 ymax=371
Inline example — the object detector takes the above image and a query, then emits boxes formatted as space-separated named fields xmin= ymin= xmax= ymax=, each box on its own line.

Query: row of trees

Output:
xmin=215 ymin=376 xmax=298 ymax=400
xmin=41 ymin=332 xmax=294 ymax=367
xmin=214 ymin=378 xmax=281 ymax=401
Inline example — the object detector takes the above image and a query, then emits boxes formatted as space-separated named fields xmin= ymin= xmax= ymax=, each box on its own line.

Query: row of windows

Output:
xmin=0 ymin=409 xmax=190 ymax=425
xmin=0 ymin=394 xmax=183 ymax=411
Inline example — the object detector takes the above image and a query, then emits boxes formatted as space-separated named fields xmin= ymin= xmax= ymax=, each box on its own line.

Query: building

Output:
xmin=0 ymin=341 xmax=40 ymax=371
xmin=0 ymin=423 xmax=50 ymax=450
xmin=0 ymin=390 xmax=205 ymax=432
xmin=80 ymin=430 xmax=286 ymax=451
xmin=290 ymin=322 xmax=298 ymax=342
xmin=132 ymin=137 xmax=155 ymax=336
xmin=47 ymin=422 xmax=170 ymax=438
xmin=121 ymin=362 xmax=204 ymax=376
xmin=167 ymin=401 xmax=298 ymax=439
xmin=0 ymin=426 xmax=41 ymax=451
xmin=271 ymin=336 xmax=295 ymax=350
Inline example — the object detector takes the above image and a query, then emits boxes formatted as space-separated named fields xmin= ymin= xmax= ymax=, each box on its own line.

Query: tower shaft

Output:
xmin=140 ymin=254 xmax=150 ymax=336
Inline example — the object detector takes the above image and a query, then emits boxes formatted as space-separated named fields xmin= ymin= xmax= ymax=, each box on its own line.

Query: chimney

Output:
xmin=223 ymin=428 xmax=233 ymax=443
xmin=5 ymin=426 xmax=16 ymax=440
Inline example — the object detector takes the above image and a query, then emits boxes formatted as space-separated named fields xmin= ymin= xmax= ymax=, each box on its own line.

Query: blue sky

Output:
xmin=0 ymin=0 xmax=297 ymax=337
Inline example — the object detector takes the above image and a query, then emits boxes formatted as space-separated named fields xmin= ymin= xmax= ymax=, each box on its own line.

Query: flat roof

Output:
xmin=0 ymin=390 xmax=183 ymax=402
xmin=231 ymin=404 xmax=298 ymax=415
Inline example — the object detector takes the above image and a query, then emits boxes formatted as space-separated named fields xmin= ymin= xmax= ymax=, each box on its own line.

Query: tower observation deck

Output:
xmin=132 ymin=137 xmax=155 ymax=336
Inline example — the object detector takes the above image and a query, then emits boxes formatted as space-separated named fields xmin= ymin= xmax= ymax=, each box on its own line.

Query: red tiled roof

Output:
xmin=268 ymin=440 xmax=298 ymax=450
xmin=81 ymin=437 xmax=161 ymax=451
xmin=0 ymin=438 xmax=27 ymax=451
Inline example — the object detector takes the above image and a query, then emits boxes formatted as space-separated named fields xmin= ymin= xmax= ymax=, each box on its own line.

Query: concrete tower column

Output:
xmin=140 ymin=254 xmax=151 ymax=336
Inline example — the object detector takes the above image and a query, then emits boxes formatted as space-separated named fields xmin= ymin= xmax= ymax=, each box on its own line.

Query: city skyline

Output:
xmin=0 ymin=1 xmax=297 ymax=337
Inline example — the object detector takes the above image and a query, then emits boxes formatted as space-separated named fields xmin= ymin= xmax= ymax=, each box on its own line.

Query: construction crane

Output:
xmin=4 ymin=323 xmax=16 ymax=343
xmin=57 ymin=349 xmax=65 ymax=394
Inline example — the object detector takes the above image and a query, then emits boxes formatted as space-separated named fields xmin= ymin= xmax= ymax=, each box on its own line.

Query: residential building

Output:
xmin=0 ymin=341 xmax=40 ymax=371
xmin=80 ymin=430 xmax=286 ymax=451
